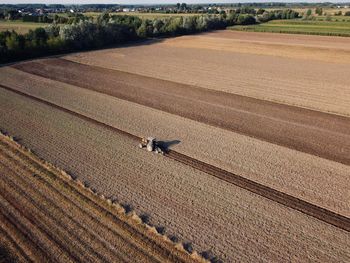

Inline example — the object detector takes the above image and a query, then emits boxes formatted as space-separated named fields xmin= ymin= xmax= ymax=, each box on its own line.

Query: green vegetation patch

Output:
xmin=230 ymin=19 xmax=350 ymax=37
xmin=0 ymin=20 xmax=51 ymax=34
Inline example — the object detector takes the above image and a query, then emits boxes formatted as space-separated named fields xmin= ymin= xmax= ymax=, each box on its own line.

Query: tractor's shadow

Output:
xmin=157 ymin=140 xmax=181 ymax=153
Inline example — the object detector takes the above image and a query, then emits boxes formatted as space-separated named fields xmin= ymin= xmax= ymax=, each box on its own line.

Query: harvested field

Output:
xmin=65 ymin=31 xmax=350 ymax=117
xmin=0 ymin=21 xmax=51 ymax=34
xmin=12 ymin=59 xmax=350 ymax=166
xmin=0 ymin=134 xmax=199 ymax=263
xmin=0 ymin=79 xmax=350 ymax=262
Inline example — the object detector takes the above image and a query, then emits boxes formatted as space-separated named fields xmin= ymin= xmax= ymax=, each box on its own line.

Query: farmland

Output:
xmin=1 ymin=30 xmax=350 ymax=262
xmin=53 ymin=11 xmax=198 ymax=19
xmin=0 ymin=20 xmax=51 ymax=33
xmin=231 ymin=19 xmax=350 ymax=37
xmin=0 ymin=133 xmax=200 ymax=263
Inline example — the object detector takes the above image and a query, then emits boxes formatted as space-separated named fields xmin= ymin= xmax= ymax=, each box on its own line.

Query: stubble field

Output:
xmin=65 ymin=31 xmax=350 ymax=116
xmin=0 ymin=133 xmax=199 ymax=263
xmin=0 ymin=30 xmax=349 ymax=262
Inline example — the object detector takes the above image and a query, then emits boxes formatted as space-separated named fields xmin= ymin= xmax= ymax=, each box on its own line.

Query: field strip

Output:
xmin=0 ymin=215 xmax=38 ymax=263
xmin=0 ymin=155 xmax=127 ymax=262
xmin=0 ymin=160 xmax=134 ymax=263
xmin=0 ymin=133 xmax=203 ymax=263
xmin=163 ymin=35 xmax=350 ymax=63
xmin=0 ymin=197 xmax=63 ymax=263
xmin=0 ymin=182 xmax=88 ymax=262
xmin=11 ymin=59 xmax=350 ymax=166
xmin=1 ymin=84 xmax=349 ymax=233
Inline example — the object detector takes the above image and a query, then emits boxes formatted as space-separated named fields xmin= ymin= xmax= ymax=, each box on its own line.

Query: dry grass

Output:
xmin=0 ymin=21 xmax=50 ymax=34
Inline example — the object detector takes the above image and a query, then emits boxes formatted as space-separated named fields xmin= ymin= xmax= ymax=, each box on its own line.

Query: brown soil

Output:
xmin=0 ymin=85 xmax=350 ymax=262
xmin=164 ymin=31 xmax=350 ymax=64
xmin=0 ymin=134 xmax=199 ymax=263
xmin=64 ymin=31 xmax=350 ymax=117
xmin=2 ymin=83 xmax=349 ymax=232
xmin=202 ymin=31 xmax=350 ymax=50
xmin=12 ymin=59 xmax=350 ymax=166
xmin=1 ymin=66 xmax=349 ymax=219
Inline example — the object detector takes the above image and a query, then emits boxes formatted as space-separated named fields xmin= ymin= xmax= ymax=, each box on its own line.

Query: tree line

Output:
xmin=0 ymin=10 xmax=299 ymax=63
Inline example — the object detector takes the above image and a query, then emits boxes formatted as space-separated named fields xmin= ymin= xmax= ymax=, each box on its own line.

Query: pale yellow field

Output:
xmin=0 ymin=21 xmax=50 ymax=34
xmin=65 ymin=31 xmax=350 ymax=117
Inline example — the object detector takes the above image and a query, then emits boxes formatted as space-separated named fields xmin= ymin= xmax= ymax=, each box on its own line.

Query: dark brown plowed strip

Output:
xmin=1 ymin=83 xmax=349 ymax=233
xmin=12 ymin=58 xmax=350 ymax=165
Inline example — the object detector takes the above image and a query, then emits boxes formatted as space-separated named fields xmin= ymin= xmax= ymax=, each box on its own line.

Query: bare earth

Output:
xmin=12 ymin=59 xmax=350 ymax=165
xmin=0 ymin=88 xmax=349 ymax=262
xmin=0 ymin=134 xmax=198 ymax=263
xmin=65 ymin=31 xmax=350 ymax=117
xmin=2 ymin=66 xmax=350 ymax=219
xmin=1 ymin=30 xmax=350 ymax=262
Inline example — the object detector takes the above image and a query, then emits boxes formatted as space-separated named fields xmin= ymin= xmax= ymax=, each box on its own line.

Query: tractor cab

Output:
xmin=139 ymin=137 xmax=164 ymax=155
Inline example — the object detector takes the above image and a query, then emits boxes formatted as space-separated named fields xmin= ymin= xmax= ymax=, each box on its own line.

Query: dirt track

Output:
xmin=1 ymin=83 xmax=349 ymax=233
xmin=0 ymin=134 xmax=199 ymax=263
xmin=13 ymin=59 xmax=350 ymax=165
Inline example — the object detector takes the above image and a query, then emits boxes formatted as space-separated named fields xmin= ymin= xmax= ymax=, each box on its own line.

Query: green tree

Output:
xmin=6 ymin=32 xmax=25 ymax=51
xmin=237 ymin=14 xmax=256 ymax=25
xmin=315 ymin=7 xmax=323 ymax=16
xmin=257 ymin=8 xmax=265 ymax=15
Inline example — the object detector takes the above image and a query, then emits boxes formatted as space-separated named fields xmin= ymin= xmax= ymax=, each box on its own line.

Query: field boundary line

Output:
xmin=1 ymin=83 xmax=349 ymax=233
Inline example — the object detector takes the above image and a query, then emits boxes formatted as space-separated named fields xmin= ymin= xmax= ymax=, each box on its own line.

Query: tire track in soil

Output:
xmin=1 ymin=83 xmax=349 ymax=233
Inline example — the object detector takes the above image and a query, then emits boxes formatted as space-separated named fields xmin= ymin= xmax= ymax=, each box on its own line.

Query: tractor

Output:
xmin=139 ymin=137 xmax=164 ymax=155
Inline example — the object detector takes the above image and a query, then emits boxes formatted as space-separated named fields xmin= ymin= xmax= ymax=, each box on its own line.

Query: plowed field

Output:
xmin=65 ymin=31 xmax=350 ymax=117
xmin=0 ymin=134 xmax=198 ymax=263
xmin=1 ymin=30 xmax=350 ymax=262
